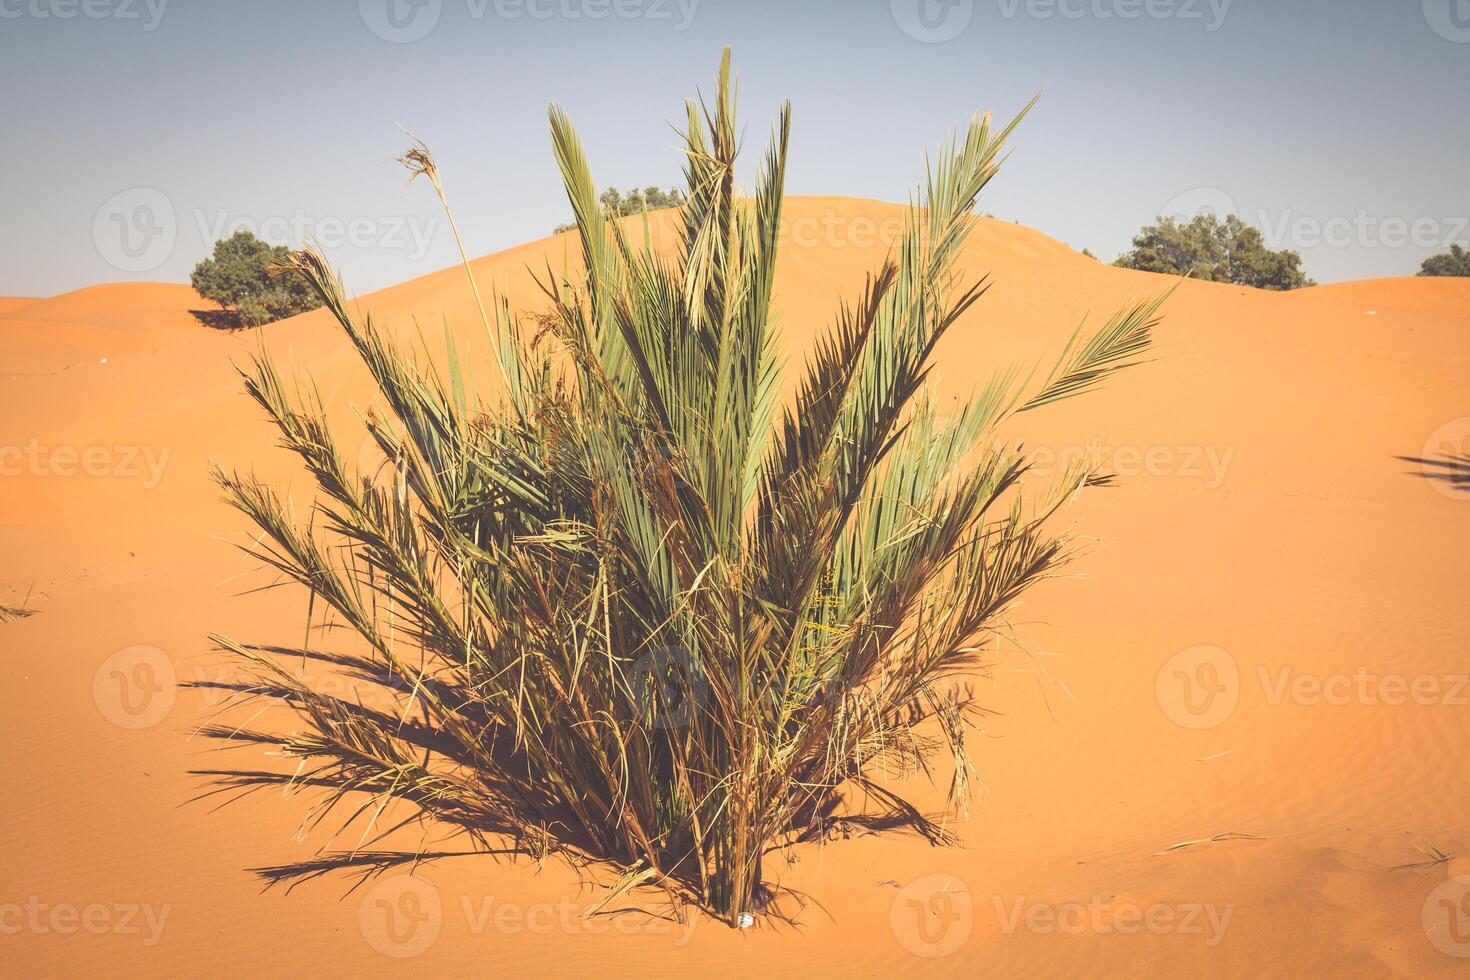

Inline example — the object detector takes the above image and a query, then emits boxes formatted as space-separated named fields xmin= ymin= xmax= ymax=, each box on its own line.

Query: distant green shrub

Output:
xmin=1419 ymin=244 xmax=1470 ymax=277
xmin=191 ymin=230 xmax=323 ymax=327
xmin=1114 ymin=213 xmax=1314 ymax=290
xmin=554 ymin=185 xmax=685 ymax=233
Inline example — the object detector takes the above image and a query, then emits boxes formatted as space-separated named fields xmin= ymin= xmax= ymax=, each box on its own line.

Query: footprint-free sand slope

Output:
xmin=2 ymin=198 xmax=1467 ymax=976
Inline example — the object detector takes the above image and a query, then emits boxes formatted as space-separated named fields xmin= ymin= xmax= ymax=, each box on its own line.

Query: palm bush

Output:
xmin=199 ymin=50 xmax=1167 ymax=924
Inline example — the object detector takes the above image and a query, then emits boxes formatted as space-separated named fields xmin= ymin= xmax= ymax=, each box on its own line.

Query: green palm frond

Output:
xmin=1021 ymin=287 xmax=1174 ymax=411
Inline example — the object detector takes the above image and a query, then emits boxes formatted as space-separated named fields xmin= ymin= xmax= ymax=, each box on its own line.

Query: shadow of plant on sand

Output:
xmin=1396 ymin=452 xmax=1470 ymax=494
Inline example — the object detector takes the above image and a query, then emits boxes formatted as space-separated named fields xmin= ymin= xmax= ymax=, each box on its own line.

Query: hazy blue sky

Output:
xmin=2 ymin=0 xmax=1466 ymax=296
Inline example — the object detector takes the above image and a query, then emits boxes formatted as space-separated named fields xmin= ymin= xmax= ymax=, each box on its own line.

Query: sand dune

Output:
xmin=1294 ymin=277 xmax=1470 ymax=319
xmin=0 ymin=283 xmax=212 ymax=379
xmin=0 ymin=297 xmax=40 ymax=318
xmin=2 ymin=198 xmax=1467 ymax=976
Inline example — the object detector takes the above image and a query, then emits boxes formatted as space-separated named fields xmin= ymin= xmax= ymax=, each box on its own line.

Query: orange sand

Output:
xmin=2 ymin=198 xmax=1467 ymax=976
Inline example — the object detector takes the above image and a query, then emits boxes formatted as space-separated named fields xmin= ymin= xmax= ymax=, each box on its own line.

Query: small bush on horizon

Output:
xmin=1419 ymin=244 xmax=1470 ymax=277
xmin=553 ymin=185 xmax=685 ymax=233
xmin=190 ymin=229 xmax=323 ymax=327
xmin=1114 ymin=213 xmax=1315 ymax=290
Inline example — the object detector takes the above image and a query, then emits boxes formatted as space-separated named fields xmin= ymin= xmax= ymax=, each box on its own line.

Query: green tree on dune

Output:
xmin=1114 ymin=213 xmax=1314 ymax=290
xmin=1418 ymin=244 xmax=1470 ymax=277
xmin=191 ymin=229 xmax=323 ymax=327
xmin=554 ymin=185 xmax=685 ymax=234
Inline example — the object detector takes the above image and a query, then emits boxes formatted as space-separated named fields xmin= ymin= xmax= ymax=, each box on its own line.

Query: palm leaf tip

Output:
xmin=1021 ymin=287 xmax=1171 ymax=411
